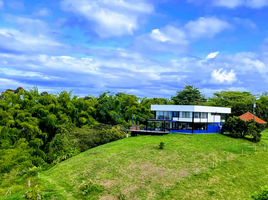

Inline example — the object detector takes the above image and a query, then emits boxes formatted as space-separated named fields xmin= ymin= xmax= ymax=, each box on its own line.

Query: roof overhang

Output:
xmin=151 ymin=105 xmax=231 ymax=114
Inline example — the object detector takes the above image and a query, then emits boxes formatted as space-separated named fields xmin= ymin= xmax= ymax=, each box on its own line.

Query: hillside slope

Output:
xmin=6 ymin=132 xmax=268 ymax=199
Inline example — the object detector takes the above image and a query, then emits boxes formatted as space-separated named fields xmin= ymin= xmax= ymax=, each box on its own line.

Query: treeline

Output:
xmin=0 ymin=87 xmax=172 ymax=194
xmin=1 ymin=85 xmax=268 ymax=196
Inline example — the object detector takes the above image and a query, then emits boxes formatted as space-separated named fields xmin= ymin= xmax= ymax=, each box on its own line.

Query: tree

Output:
xmin=207 ymin=91 xmax=253 ymax=116
xmin=171 ymin=85 xmax=206 ymax=105
xmin=221 ymin=116 xmax=248 ymax=138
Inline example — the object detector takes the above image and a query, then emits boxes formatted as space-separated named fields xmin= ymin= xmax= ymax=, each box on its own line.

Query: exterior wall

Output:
xmin=179 ymin=118 xmax=192 ymax=122
xmin=193 ymin=118 xmax=208 ymax=123
xmin=151 ymin=105 xmax=231 ymax=114
xmin=208 ymin=113 xmax=221 ymax=123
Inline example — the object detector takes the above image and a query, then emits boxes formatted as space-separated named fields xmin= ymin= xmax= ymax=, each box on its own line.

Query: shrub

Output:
xmin=221 ymin=116 xmax=247 ymax=138
xmin=23 ymin=184 xmax=44 ymax=199
xmin=251 ymin=186 xmax=268 ymax=200
xmin=159 ymin=142 xmax=165 ymax=149
xmin=79 ymin=180 xmax=104 ymax=196
xmin=247 ymin=122 xmax=262 ymax=143
xmin=221 ymin=117 xmax=264 ymax=142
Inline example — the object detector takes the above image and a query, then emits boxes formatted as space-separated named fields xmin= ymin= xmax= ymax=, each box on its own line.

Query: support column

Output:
xmin=146 ymin=119 xmax=148 ymax=132
xmin=154 ymin=122 xmax=155 ymax=131
xmin=164 ymin=121 xmax=166 ymax=132
xmin=192 ymin=112 xmax=194 ymax=134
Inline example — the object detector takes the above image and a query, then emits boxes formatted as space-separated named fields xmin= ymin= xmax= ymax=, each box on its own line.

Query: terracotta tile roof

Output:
xmin=239 ymin=112 xmax=267 ymax=124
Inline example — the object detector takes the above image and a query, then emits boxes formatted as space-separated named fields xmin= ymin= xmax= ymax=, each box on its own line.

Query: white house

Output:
xmin=146 ymin=105 xmax=231 ymax=133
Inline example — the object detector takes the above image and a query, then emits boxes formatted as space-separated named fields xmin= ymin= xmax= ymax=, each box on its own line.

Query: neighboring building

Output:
xmin=239 ymin=112 xmax=267 ymax=124
xmin=146 ymin=105 xmax=231 ymax=134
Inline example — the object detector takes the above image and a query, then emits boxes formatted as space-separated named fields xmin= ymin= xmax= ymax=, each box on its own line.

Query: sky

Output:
xmin=0 ymin=0 xmax=268 ymax=98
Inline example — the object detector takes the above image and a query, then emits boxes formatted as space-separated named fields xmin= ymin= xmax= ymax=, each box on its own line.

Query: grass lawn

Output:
xmin=4 ymin=130 xmax=268 ymax=199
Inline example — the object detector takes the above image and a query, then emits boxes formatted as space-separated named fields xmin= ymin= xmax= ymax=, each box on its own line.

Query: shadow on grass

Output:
xmin=221 ymin=132 xmax=257 ymax=143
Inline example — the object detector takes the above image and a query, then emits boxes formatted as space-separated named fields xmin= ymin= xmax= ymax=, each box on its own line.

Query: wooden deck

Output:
xmin=122 ymin=129 xmax=170 ymax=136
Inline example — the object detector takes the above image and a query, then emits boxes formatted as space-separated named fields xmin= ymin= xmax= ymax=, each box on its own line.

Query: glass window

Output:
xmin=165 ymin=111 xmax=170 ymax=120
xmin=173 ymin=111 xmax=179 ymax=117
xmin=201 ymin=112 xmax=208 ymax=118
xmin=181 ymin=112 xmax=191 ymax=118
xmin=158 ymin=111 xmax=164 ymax=119
xmin=194 ymin=112 xmax=200 ymax=118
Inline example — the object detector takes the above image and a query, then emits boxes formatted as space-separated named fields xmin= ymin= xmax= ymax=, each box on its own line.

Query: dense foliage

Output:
xmin=221 ymin=117 xmax=265 ymax=142
xmin=172 ymin=85 xmax=206 ymax=105
xmin=0 ymin=87 xmax=172 ymax=190
xmin=252 ymin=186 xmax=268 ymax=200
xmin=1 ymin=85 xmax=268 ymax=198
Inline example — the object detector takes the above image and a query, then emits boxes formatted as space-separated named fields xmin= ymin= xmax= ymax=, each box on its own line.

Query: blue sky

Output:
xmin=0 ymin=0 xmax=268 ymax=98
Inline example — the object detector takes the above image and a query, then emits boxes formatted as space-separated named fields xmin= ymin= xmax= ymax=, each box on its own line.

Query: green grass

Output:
xmin=4 ymin=130 xmax=268 ymax=199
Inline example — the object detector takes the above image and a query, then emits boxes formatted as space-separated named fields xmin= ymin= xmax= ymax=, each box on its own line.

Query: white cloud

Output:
xmin=150 ymin=26 xmax=188 ymax=45
xmin=184 ymin=17 xmax=231 ymax=39
xmin=33 ymin=8 xmax=51 ymax=17
xmin=0 ymin=16 xmax=74 ymax=55
xmin=206 ymin=51 xmax=219 ymax=59
xmin=132 ymin=25 xmax=189 ymax=55
xmin=0 ymin=28 xmax=63 ymax=54
xmin=212 ymin=0 xmax=268 ymax=8
xmin=132 ymin=17 xmax=229 ymax=55
xmin=211 ymin=68 xmax=237 ymax=84
xmin=60 ymin=0 xmax=154 ymax=38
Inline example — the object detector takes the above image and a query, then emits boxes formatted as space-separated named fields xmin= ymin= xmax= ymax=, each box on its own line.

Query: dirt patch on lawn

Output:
xmin=178 ymin=169 xmax=188 ymax=177
xmin=99 ymin=195 xmax=117 ymax=200
xmin=123 ymin=184 xmax=138 ymax=195
xmin=99 ymin=180 xmax=116 ymax=188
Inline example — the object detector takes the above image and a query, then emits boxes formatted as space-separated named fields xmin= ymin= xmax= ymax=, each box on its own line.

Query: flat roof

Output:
xmin=151 ymin=105 xmax=231 ymax=114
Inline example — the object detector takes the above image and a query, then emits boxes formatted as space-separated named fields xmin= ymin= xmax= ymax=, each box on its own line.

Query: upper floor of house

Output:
xmin=150 ymin=105 xmax=231 ymax=123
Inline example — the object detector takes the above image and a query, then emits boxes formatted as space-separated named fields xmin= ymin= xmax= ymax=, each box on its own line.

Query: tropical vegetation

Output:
xmin=1 ymin=85 xmax=268 ymax=199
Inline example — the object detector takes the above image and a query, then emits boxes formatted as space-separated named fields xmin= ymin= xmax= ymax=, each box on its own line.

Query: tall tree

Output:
xmin=207 ymin=91 xmax=253 ymax=116
xmin=171 ymin=85 xmax=206 ymax=105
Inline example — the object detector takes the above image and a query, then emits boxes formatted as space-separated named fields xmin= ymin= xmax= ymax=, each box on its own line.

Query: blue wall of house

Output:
xmin=170 ymin=124 xmax=221 ymax=134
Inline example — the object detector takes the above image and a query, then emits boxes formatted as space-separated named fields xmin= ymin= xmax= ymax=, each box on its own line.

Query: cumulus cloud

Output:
xmin=211 ymin=68 xmax=237 ymax=84
xmin=60 ymin=0 xmax=154 ymax=38
xmin=2 ymin=47 xmax=268 ymax=97
xmin=131 ymin=17 xmax=230 ymax=55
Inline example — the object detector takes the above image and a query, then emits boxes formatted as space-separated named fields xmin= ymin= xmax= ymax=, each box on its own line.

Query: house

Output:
xmin=145 ymin=105 xmax=231 ymax=134
xmin=239 ymin=112 xmax=267 ymax=124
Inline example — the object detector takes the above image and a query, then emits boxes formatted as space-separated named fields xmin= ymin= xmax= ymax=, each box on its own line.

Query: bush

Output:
xmin=79 ymin=180 xmax=104 ymax=196
xmin=221 ymin=116 xmax=247 ymax=138
xmin=247 ymin=121 xmax=263 ymax=142
xmin=251 ymin=186 xmax=268 ymax=200
xmin=159 ymin=142 xmax=165 ymax=149
xmin=23 ymin=184 xmax=44 ymax=199
xmin=221 ymin=117 xmax=263 ymax=142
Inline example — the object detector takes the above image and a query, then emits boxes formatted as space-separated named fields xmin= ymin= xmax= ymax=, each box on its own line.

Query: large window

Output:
xmin=194 ymin=112 xmax=200 ymax=118
xmin=201 ymin=112 xmax=208 ymax=119
xmin=173 ymin=111 xmax=179 ymax=117
xmin=156 ymin=111 xmax=172 ymax=120
xmin=180 ymin=112 xmax=191 ymax=118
